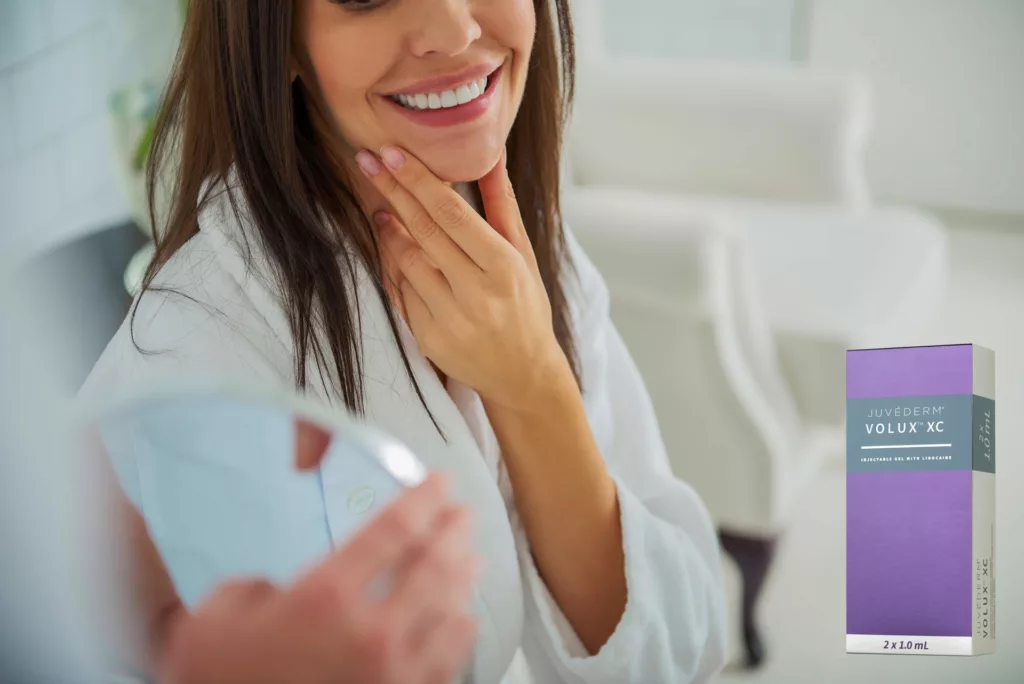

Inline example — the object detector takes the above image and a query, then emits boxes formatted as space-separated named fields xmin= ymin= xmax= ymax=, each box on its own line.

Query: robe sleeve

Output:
xmin=517 ymin=226 xmax=729 ymax=683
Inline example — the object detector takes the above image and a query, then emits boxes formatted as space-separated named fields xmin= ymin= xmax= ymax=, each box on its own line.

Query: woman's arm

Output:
xmin=100 ymin=447 xmax=187 ymax=675
xmin=512 ymin=232 xmax=728 ymax=683
xmin=356 ymin=148 xmax=624 ymax=648
xmin=485 ymin=360 xmax=626 ymax=654
xmin=357 ymin=146 xmax=727 ymax=681
xmin=124 ymin=500 xmax=188 ymax=669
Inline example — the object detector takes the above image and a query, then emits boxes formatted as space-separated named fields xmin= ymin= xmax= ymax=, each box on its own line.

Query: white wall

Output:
xmin=0 ymin=0 xmax=180 ymax=263
xmin=809 ymin=0 xmax=1024 ymax=217
xmin=588 ymin=0 xmax=1024 ymax=220
xmin=599 ymin=0 xmax=803 ymax=63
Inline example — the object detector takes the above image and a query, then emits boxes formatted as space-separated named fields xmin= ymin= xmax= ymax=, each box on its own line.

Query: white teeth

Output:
xmin=393 ymin=74 xmax=492 ymax=111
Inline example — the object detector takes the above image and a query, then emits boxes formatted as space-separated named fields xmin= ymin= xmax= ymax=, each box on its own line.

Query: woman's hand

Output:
xmin=161 ymin=473 xmax=480 ymax=684
xmin=355 ymin=146 xmax=571 ymax=414
xmin=100 ymin=420 xmax=477 ymax=684
xmin=354 ymin=150 xmax=628 ymax=652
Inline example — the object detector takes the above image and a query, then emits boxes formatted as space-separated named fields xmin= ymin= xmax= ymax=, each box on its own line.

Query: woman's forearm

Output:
xmin=485 ymin=360 xmax=627 ymax=654
xmin=112 ymin=478 xmax=189 ymax=674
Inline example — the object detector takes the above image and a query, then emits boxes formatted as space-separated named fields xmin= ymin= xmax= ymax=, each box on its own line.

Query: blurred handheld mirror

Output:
xmin=79 ymin=384 xmax=427 ymax=608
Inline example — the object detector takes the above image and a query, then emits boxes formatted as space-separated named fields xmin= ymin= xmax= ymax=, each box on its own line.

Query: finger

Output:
xmin=383 ymin=505 xmax=475 ymax=629
xmin=206 ymin=578 xmax=278 ymax=613
xmin=375 ymin=146 xmax=511 ymax=271
xmin=377 ymin=213 xmax=457 ymax=319
xmin=478 ymin=148 xmax=532 ymax=260
xmin=418 ymin=614 xmax=479 ymax=684
xmin=294 ymin=419 xmax=332 ymax=471
xmin=400 ymin=277 xmax=434 ymax=340
xmin=357 ymin=149 xmax=479 ymax=282
xmin=308 ymin=473 xmax=451 ymax=590
xmin=402 ymin=556 xmax=480 ymax=658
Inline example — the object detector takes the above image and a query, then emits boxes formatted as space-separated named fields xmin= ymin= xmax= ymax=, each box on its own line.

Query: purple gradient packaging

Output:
xmin=846 ymin=344 xmax=995 ymax=656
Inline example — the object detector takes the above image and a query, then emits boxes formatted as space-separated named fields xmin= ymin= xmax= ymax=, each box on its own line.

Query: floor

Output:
xmin=716 ymin=224 xmax=1024 ymax=684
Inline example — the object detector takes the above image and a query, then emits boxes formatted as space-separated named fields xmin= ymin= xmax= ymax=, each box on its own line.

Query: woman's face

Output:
xmin=297 ymin=0 xmax=537 ymax=183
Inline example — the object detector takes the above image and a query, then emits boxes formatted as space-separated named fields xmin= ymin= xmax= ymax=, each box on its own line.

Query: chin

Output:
xmin=414 ymin=139 xmax=505 ymax=184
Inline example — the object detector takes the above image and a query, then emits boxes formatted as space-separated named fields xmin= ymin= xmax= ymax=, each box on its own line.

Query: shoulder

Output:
xmin=79 ymin=228 xmax=292 ymax=406
xmin=130 ymin=232 xmax=257 ymax=352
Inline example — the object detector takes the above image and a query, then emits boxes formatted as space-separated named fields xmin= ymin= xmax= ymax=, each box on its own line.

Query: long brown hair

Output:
xmin=140 ymin=0 xmax=578 ymax=425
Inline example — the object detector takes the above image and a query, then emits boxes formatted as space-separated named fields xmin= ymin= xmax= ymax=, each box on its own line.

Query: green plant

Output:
xmin=131 ymin=0 xmax=189 ymax=171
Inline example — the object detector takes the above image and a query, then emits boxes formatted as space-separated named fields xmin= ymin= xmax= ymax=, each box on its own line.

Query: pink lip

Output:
xmin=384 ymin=61 xmax=502 ymax=97
xmin=383 ymin=62 xmax=503 ymax=129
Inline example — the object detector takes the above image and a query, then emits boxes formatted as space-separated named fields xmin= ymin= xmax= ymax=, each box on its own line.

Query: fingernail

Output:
xmin=355 ymin=150 xmax=381 ymax=176
xmin=380 ymin=145 xmax=405 ymax=170
xmin=501 ymin=147 xmax=507 ymax=168
xmin=373 ymin=211 xmax=390 ymax=228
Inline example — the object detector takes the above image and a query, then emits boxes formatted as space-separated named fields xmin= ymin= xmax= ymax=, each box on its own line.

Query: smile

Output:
xmin=390 ymin=74 xmax=490 ymax=111
xmin=382 ymin=62 xmax=503 ymax=129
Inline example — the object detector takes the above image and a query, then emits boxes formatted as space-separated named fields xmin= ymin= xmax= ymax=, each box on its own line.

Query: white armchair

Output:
xmin=562 ymin=0 xmax=949 ymax=669
xmin=564 ymin=185 xmax=839 ymax=670
xmin=567 ymin=58 xmax=873 ymax=207
xmin=563 ymin=190 xmax=819 ymax=538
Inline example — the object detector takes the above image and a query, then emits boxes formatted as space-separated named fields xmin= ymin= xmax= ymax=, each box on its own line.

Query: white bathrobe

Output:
xmin=79 ymin=178 xmax=728 ymax=683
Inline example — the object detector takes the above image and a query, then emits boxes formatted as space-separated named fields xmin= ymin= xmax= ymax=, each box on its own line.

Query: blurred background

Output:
xmin=0 ymin=0 xmax=1021 ymax=682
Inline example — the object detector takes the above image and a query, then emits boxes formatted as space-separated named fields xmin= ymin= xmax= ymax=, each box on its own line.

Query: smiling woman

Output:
xmin=142 ymin=0 xmax=576 ymax=415
xmin=81 ymin=1 xmax=728 ymax=682
xmin=296 ymin=0 xmax=527 ymax=176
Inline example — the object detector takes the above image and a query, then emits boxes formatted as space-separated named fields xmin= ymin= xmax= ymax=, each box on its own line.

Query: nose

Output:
xmin=408 ymin=0 xmax=482 ymax=57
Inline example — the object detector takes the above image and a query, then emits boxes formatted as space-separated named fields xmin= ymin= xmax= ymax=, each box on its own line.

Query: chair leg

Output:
xmin=719 ymin=530 xmax=778 ymax=669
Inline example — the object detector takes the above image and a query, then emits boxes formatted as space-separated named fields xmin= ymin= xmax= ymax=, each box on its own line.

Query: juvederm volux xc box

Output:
xmin=846 ymin=344 xmax=995 ymax=656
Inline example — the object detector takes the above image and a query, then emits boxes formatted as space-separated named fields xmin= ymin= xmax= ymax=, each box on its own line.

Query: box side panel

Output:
xmin=972 ymin=471 xmax=996 ymax=653
xmin=972 ymin=345 xmax=995 ymax=401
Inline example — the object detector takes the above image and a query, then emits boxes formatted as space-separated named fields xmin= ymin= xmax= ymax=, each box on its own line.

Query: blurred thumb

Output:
xmin=295 ymin=419 xmax=332 ymax=471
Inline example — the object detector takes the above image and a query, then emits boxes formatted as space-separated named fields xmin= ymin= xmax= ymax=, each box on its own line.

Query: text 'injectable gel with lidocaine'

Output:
xmin=846 ymin=344 xmax=995 ymax=656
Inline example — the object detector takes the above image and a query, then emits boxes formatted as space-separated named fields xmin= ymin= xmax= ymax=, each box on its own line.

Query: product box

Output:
xmin=846 ymin=344 xmax=995 ymax=656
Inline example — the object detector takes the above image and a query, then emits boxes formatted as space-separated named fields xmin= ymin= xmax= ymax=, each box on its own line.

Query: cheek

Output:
xmin=504 ymin=0 xmax=536 ymax=45
xmin=305 ymin=33 xmax=397 ymax=146
xmin=489 ymin=0 xmax=536 ymax=93
xmin=491 ymin=0 xmax=535 ymax=55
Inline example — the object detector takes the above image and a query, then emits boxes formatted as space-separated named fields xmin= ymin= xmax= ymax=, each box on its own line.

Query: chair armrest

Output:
xmin=567 ymin=57 xmax=873 ymax=207
xmin=563 ymin=187 xmax=730 ymax=315
xmin=720 ymin=202 xmax=950 ymax=347
xmin=564 ymin=187 xmax=807 ymax=530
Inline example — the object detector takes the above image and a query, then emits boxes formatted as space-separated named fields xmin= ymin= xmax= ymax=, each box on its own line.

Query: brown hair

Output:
xmin=140 ymin=0 xmax=578 ymax=426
